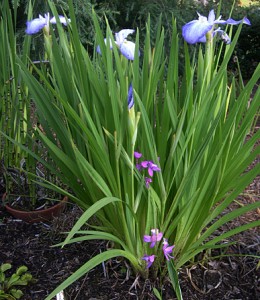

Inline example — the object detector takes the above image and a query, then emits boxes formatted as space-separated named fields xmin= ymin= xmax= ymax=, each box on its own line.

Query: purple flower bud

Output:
xmin=145 ymin=177 xmax=152 ymax=188
xmin=128 ymin=84 xmax=134 ymax=109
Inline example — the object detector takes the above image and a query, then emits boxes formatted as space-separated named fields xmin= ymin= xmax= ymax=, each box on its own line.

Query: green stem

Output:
xmin=205 ymin=30 xmax=213 ymax=85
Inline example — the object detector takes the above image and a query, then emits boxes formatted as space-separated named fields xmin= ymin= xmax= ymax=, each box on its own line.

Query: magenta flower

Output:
xmin=141 ymin=160 xmax=161 ymax=177
xmin=162 ymin=238 xmax=175 ymax=261
xmin=134 ymin=151 xmax=142 ymax=159
xmin=142 ymin=254 xmax=155 ymax=268
xmin=134 ymin=152 xmax=160 ymax=188
xmin=145 ymin=177 xmax=152 ymax=188
xmin=143 ymin=229 xmax=163 ymax=248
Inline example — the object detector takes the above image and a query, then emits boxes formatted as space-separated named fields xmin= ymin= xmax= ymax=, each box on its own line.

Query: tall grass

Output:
xmin=0 ymin=0 xmax=34 ymax=198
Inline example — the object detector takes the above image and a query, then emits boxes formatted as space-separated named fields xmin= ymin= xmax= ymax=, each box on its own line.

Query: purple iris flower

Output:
xmin=26 ymin=13 xmax=70 ymax=35
xmin=142 ymin=254 xmax=155 ymax=268
xmin=128 ymin=84 xmax=134 ymax=109
xmin=162 ymin=238 xmax=175 ymax=261
xmin=182 ymin=9 xmax=251 ymax=44
xmin=141 ymin=160 xmax=161 ymax=177
xmin=143 ymin=228 xmax=163 ymax=248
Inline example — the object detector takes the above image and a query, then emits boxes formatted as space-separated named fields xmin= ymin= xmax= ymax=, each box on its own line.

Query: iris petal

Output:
xmin=96 ymin=38 xmax=113 ymax=55
xmin=120 ymin=41 xmax=136 ymax=60
xmin=213 ymin=20 xmax=228 ymax=25
xmin=115 ymin=29 xmax=135 ymax=45
xmin=225 ymin=17 xmax=251 ymax=26
xmin=26 ymin=18 xmax=47 ymax=34
xmin=197 ymin=35 xmax=207 ymax=43
xmin=182 ymin=20 xmax=212 ymax=44
xmin=207 ymin=9 xmax=215 ymax=24
xmin=50 ymin=16 xmax=70 ymax=25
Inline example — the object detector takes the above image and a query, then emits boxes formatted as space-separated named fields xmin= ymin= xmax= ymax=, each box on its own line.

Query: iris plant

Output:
xmin=182 ymin=9 xmax=250 ymax=44
xmin=142 ymin=229 xmax=174 ymax=268
xmin=19 ymin=3 xmax=260 ymax=298
xmin=97 ymin=29 xmax=139 ymax=60
xmin=26 ymin=13 xmax=70 ymax=35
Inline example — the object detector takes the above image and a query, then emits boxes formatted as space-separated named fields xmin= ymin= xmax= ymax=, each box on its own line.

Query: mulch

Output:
xmin=0 ymin=188 xmax=259 ymax=299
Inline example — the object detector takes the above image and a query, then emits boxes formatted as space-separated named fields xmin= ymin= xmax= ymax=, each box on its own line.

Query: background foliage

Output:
xmin=9 ymin=0 xmax=260 ymax=79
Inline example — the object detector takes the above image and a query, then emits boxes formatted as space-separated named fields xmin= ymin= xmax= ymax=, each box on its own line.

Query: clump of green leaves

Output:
xmin=0 ymin=263 xmax=35 ymax=300
xmin=16 ymin=0 xmax=260 ymax=299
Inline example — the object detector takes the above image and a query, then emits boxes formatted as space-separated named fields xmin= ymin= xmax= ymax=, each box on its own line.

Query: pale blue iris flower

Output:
xmin=97 ymin=29 xmax=139 ymax=60
xmin=182 ymin=9 xmax=251 ymax=44
xmin=26 ymin=13 xmax=70 ymax=35
xmin=115 ymin=29 xmax=137 ymax=60
xmin=96 ymin=38 xmax=113 ymax=55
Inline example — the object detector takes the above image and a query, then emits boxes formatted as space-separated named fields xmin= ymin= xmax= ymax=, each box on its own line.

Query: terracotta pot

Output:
xmin=3 ymin=193 xmax=68 ymax=223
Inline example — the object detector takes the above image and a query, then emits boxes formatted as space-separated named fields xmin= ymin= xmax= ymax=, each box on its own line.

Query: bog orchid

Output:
xmin=162 ymin=239 xmax=175 ymax=261
xmin=97 ymin=29 xmax=139 ymax=60
xmin=26 ymin=13 xmax=70 ymax=35
xmin=142 ymin=255 xmax=155 ymax=269
xmin=182 ymin=9 xmax=251 ymax=44
xmin=142 ymin=232 xmax=175 ymax=268
xmin=134 ymin=151 xmax=161 ymax=188
xmin=143 ymin=228 xmax=163 ymax=248
xmin=141 ymin=160 xmax=161 ymax=177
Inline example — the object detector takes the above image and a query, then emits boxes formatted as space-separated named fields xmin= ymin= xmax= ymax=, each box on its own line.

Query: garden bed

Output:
xmin=0 ymin=173 xmax=259 ymax=300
